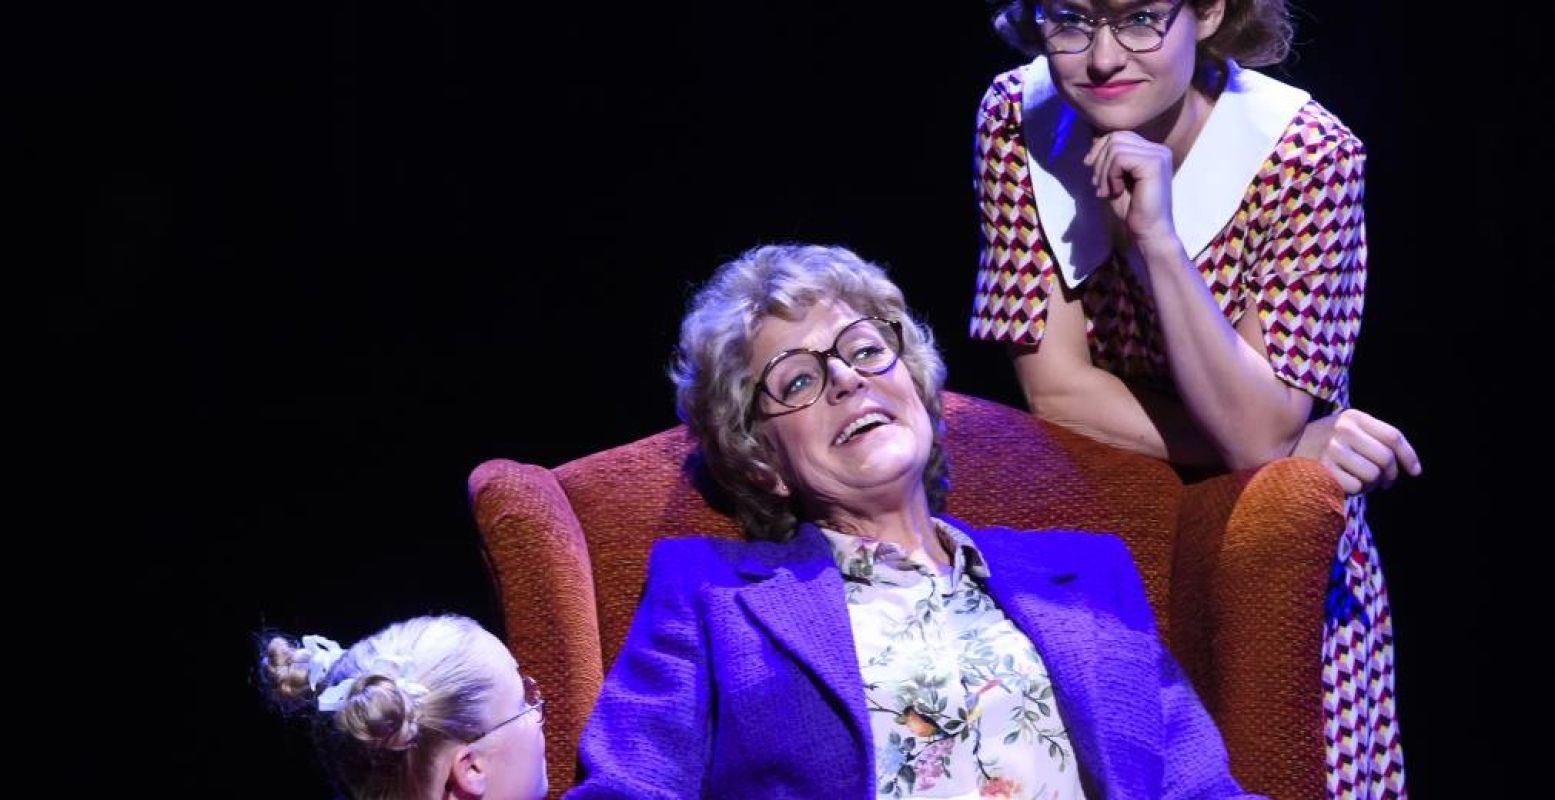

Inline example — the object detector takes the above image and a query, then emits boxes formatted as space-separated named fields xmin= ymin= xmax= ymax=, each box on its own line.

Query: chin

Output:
xmin=1081 ymin=108 xmax=1144 ymax=133
xmin=856 ymin=449 xmax=928 ymax=485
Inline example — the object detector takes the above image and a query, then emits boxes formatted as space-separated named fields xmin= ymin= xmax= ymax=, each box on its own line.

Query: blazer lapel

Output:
xmin=734 ymin=524 xmax=874 ymax=756
xmin=970 ymin=526 xmax=1161 ymax=799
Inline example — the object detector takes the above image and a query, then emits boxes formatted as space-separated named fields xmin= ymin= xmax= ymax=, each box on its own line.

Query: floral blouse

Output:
xmin=822 ymin=521 xmax=1085 ymax=800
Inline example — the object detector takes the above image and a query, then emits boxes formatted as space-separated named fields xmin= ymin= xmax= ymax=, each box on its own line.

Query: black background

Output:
xmin=49 ymin=1 xmax=1535 ymax=795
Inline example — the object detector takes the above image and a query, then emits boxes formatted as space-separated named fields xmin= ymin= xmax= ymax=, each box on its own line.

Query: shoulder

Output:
xmin=957 ymin=521 xmax=1155 ymax=628
xmin=977 ymin=65 xmax=1031 ymax=121
xmin=953 ymin=519 xmax=1135 ymax=575
xmin=982 ymin=66 xmax=1028 ymax=101
xmin=646 ymin=535 xmax=745 ymax=562
xmin=644 ymin=534 xmax=814 ymax=586
xmin=1277 ymin=98 xmax=1366 ymax=172
xmin=1036 ymin=531 xmax=1142 ymax=610
xmin=645 ymin=536 xmax=753 ymax=578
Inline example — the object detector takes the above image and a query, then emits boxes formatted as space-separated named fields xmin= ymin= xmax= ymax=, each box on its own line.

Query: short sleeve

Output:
xmin=1247 ymin=103 xmax=1368 ymax=406
xmin=970 ymin=69 xmax=1061 ymax=349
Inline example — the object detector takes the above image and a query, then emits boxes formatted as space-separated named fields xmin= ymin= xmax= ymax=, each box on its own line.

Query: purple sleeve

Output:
xmin=568 ymin=542 xmax=711 ymax=799
xmin=1106 ymin=538 xmax=1268 ymax=800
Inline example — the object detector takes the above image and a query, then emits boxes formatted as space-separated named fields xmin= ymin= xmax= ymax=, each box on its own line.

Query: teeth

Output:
xmin=833 ymin=412 xmax=890 ymax=446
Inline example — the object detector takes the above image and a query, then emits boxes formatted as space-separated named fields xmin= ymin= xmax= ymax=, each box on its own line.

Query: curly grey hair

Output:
xmin=671 ymin=244 xmax=949 ymax=542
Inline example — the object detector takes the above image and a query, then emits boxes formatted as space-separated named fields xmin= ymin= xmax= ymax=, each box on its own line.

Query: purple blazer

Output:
xmin=569 ymin=519 xmax=1262 ymax=800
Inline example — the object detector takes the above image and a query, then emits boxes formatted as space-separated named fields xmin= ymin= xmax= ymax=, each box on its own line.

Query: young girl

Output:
xmin=260 ymin=614 xmax=548 ymax=800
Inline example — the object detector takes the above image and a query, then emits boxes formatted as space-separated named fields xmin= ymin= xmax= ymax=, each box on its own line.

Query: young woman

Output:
xmin=969 ymin=2 xmax=1415 ymax=795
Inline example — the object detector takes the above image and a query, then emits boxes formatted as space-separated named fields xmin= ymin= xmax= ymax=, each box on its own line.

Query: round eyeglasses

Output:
xmin=1034 ymin=1 xmax=1188 ymax=55
xmin=470 ymin=674 xmax=544 ymax=741
xmin=753 ymin=317 xmax=904 ymax=417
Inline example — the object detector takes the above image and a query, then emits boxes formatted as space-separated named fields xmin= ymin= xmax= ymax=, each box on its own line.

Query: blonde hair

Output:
xmin=260 ymin=615 xmax=505 ymax=800
xmin=670 ymin=244 xmax=949 ymax=541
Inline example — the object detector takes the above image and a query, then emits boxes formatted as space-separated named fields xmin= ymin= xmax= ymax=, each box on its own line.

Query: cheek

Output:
xmin=508 ymin=726 xmax=546 ymax=779
xmin=528 ymin=731 xmax=547 ymax=769
xmin=1047 ymin=59 xmax=1079 ymax=90
xmin=771 ymin=413 xmax=827 ymax=457
xmin=895 ymin=374 xmax=930 ymax=422
xmin=1160 ymin=39 xmax=1200 ymax=79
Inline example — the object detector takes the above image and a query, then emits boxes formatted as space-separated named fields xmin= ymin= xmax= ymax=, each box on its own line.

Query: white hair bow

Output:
xmin=313 ymin=648 xmax=430 ymax=713
xmin=299 ymin=635 xmax=345 ymax=693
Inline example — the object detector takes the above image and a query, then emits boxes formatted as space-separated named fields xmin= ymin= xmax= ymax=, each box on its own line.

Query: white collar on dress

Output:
xmin=1019 ymin=57 xmax=1310 ymax=288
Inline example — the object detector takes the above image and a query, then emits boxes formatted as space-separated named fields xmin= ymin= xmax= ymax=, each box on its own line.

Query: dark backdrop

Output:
xmin=53 ymin=1 xmax=1535 ymax=794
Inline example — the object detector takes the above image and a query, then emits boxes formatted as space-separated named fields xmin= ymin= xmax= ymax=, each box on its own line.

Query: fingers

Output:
xmin=1335 ymin=423 xmax=1399 ymax=489
xmin=1336 ymin=409 xmax=1422 ymax=486
xmin=1319 ymin=449 xmax=1366 ymax=494
xmin=1101 ymin=145 xmax=1123 ymax=198
xmin=1395 ymin=434 xmax=1422 ymax=476
xmin=1090 ymin=135 xmax=1131 ymax=199
xmin=1086 ymin=132 xmax=1169 ymax=199
xmin=1324 ymin=407 xmax=1428 ymax=495
xmin=1347 ymin=410 xmax=1422 ymax=476
xmin=1083 ymin=134 xmax=1105 ymax=167
xmin=1085 ymin=134 xmax=1117 ymax=197
xmin=1295 ymin=408 xmax=1423 ymax=496
xmin=1328 ymin=412 xmax=1386 ymax=493
xmin=1322 ymin=439 xmax=1379 ymax=495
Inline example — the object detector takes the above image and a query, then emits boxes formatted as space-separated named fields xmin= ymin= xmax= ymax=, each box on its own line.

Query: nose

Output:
xmin=824 ymin=355 xmax=866 ymax=402
xmin=1086 ymin=24 xmax=1128 ymax=76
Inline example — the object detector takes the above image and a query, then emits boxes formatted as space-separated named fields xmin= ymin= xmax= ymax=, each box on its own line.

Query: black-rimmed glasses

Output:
xmin=753 ymin=317 xmax=904 ymax=418
xmin=1034 ymin=0 xmax=1188 ymax=55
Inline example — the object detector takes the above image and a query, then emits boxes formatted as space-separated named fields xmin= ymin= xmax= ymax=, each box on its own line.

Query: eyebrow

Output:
xmin=1050 ymin=0 xmax=1163 ymax=14
xmin=768 ymin=319 xmax=857 ymax=355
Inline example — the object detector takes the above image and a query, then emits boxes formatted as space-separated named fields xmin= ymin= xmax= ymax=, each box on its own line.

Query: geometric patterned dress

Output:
xmin=967 ymin=64 xmax=1406 ymax=799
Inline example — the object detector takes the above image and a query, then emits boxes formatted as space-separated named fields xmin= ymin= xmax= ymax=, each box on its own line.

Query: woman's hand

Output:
xmin=1084 ymin=131 xmax=1177 ymax=249
xmin=1293 ymin=408 xmax=1422 ymax=495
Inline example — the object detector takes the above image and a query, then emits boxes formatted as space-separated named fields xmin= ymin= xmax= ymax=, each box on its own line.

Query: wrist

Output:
xmin=1135 ymin=232 xmax=1187 ymax=266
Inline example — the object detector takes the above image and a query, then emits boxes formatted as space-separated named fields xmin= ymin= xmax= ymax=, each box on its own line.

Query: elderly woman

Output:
xmin=569 ymin=245 xmax=1259 ymax=800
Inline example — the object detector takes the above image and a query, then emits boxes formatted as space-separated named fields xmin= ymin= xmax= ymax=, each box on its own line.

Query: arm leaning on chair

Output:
xmin=568 ymin=541 xmax=711 ymax=800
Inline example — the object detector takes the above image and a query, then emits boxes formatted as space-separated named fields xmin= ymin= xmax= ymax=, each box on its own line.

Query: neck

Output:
xmin=807 ymin=484 xmax=947 ymax=565
xmin=1137 ymin=81 xmax=1217 ymax=170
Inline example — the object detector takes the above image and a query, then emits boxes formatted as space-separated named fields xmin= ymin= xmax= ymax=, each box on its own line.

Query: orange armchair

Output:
xmin=468 ymin=391 xmax=1345 ymax=799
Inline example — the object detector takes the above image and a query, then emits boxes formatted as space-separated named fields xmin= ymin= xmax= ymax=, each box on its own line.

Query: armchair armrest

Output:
xmin=469 ymin=459 xmax=604 ymax=796
xmin=1172 ymin=457 xmax=1346 ymax=800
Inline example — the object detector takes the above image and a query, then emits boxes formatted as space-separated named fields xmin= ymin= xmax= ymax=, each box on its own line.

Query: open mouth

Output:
xmin=832 ymin=412 xmax=892 ymax=446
